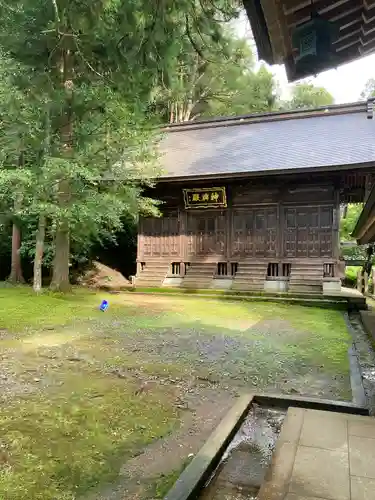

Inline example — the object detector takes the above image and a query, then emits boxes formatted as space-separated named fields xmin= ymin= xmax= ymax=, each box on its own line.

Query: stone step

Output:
xmin=289 ymin=285 xmax=322 ymax=293
xmin=233 ymin=287 xmax=264 ymax=291
xmin=236 ymin=271 xmax=266 ymax=278
xmin=291 ymin=280 xmax=323 ymax=283
xmin=237 ymin=267 xmax=268 ymax=272
xmin=136 ymin=280 xmax=165 ymax=287
xmin=185 ymin=273 xmax=215 ymax=278
xmin=291 ymin=277 xmax=323 ymax=280
xmin=139 ymin=270 xmax=169 ymax=276
xmin=291 ymin=276 xmax=323 ymax=280
xmin=138 ymin=269 xmax=167 ymax=275
xmin=234 ymin=277 xmax=265 ymax=282
xmin=291 ymin=269 xmax=323 ymax=274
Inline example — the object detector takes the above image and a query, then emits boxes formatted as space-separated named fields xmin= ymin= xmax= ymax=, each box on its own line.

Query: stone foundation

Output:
xmin=264 ymin=279 xmax=289 ymax=293
xmin=323 ymin=278 xmax=341 ymax=294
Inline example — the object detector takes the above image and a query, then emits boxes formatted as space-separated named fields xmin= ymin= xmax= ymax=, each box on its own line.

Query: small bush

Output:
xmin=344 ymin=266 xmax=360 ymax=288
xmin=341 ymin=245 xmax=367 ymax=262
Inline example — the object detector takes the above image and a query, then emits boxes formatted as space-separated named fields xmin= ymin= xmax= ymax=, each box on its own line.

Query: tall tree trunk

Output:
xmin=8 ymin=221 xmax=24 ymax=283
xmin=50 ymin=44 xmax=73 ymax=292
xmin=8 ymin=151 xmax=25 ymax=284
xmin=50 ymin=210 xmax=70 ymax=292
xmin=33 ymin=214 xmax=46 ymax=292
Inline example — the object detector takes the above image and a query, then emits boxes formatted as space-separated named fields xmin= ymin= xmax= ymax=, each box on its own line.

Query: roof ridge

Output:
xmin=161 ymin=101 xmax=367 ymax=133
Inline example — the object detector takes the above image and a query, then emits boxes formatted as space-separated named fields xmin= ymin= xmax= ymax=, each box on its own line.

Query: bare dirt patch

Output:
xmin=79 ymin=262 xmax=132 ymax=291
xmin=86 ymin=388 xmax=234 ymax=500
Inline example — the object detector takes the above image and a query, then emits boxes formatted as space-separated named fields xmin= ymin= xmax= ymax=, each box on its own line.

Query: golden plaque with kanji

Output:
xmin=183 ymin=187 xmax=227 ymax=209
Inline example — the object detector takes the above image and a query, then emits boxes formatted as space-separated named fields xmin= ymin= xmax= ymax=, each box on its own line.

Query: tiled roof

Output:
xmin=159 ymin=103 xmax=375 ymax=180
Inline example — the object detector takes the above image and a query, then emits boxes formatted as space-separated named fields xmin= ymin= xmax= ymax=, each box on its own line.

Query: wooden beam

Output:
xmin=359 ymin=39 xmax=375 ymax=53
xmin=362 ymin=16 xmax=375 ymax=34
xmin=283 ymin=0 xmax=312 ymax=16
xmin=339 ymin=19 xmax=361 ymax=37
xmin=287 ymin=1 xmax=362 ymax=28
xmin=336 ymin=27 xmax=361 ymax=43
xmin=363 ymin=3 xmax=375 ymax=22
xmin=283 ymin=0 xmax=349 ymax=16
xmin=333 ymin=31 xmax=360 ymax=49
xmin=340 ymin=12 xmax=364 ymax=30
xmin=361 ymin=29 xmax=375 ymax=45
xmin=336 ymin=40 xmax=360 ymax=52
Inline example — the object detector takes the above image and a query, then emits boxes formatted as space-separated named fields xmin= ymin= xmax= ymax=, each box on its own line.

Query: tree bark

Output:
xmin=33 ymin=214 xmax=46 ymax=292
xmin=8 ymin=151 xmax=25 ymax=284
xmin=50 ymin=43 xmax=73 ymax=292
xmin=50 ymin=213 xmax=70 ymax=292
xmin=8 ymin=222 xmax=24 ymax=284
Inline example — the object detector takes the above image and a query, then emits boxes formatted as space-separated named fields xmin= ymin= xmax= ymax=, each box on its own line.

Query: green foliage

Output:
xmin=345 ymin=266 xmax=360 ymax=288
xmin=340 ymin=204 xmax=363 ymax=241
xmin=285 ymin=82 xmax=334 ymax=110
xmin=0 ymin=0 xmax=245 ymax=289
xmin=151 ymin=26 xmax=277 ymax=122
xmin=360 ymin=78 xmax=375 ymax=99
xmin=341 ymin=245 xmax=367 ymax=262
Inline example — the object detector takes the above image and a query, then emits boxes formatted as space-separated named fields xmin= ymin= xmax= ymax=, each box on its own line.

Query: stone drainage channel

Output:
xmin=198 ymin=404 xmax=286 ymax=500
xmin=346 ymin=311 xmax=375 ymax=415
xmin=165 ymin=312 xmax=375 ymax=500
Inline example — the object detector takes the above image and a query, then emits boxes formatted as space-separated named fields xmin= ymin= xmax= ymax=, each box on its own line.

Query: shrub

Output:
xmin=344 ymin=266 xmax=360 ymax=288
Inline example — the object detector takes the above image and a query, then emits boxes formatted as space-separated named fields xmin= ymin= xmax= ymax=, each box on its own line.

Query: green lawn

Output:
xmin=0 ymin=285 xmax=352 ymax=499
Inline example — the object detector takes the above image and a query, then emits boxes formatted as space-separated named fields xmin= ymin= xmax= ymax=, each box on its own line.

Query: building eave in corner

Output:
xmin=352 ymin=184 xmax=375 ymax=244
xmin=242 ymin=0 xmax=274 ymax=64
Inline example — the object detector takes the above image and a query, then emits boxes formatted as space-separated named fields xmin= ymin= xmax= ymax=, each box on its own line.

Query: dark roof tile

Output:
xmin=159 ymin=106 xmax=375 ymax=179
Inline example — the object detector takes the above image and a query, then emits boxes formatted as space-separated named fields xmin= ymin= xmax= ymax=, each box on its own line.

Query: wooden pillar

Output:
xmin=364 ymin=271 xmax=369 ymax=294
xmin=180 ymin=262 xmax=186 ymax=276
xmin=278 ymin=201 xmax=284 ymax=259
xmin=333 ymin=187 xmax=340 ymax=260
xmin=226 ymin=186 xmax=232 ymax=262
xmin=364 ymin=173 xmax=374 ymax=203
xmin=137 ymin=217 xmax=143 ymax=268
xmin=180 ymin=208 xmax=187 ymax=262
xmin=357 ymin=270 xmax=362 ymax=292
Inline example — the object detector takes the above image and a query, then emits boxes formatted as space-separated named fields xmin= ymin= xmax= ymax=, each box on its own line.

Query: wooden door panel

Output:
xmin=284 ymin=208 xmax=297 ymax=257
xmin=161 ymin=215 xmax=180 ymax=257
xmin=186 ymin=211 xmax=226 ymax=258
xmin=265 ymin=208 xmax=278 ymax=257
xmin=283 ymin=205 xmax=334 ymax=258
xmin=232 ymin=207 xmax=278 ymax=258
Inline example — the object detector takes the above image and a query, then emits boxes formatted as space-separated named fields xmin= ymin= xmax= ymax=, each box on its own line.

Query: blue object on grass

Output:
xmin=99 ymin=300 xmax=109 ymax=312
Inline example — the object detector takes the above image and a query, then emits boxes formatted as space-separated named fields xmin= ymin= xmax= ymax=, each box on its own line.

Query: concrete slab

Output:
xmin=289 ymin=446 xmax=350 ymax=500
xmin=348 ymin=420 xmax=375 ymax=439
xmin=257 ymin=441 xmax=297 ymax=500
xmin=299 ymin=410 xmax=348 ymax=451
xmin=257 ymin=408 xmax=375 ymax=500
xmin=349 ymin=435 xmax=375 ymax=479
xmin=285 ymin=495 xmax=333 ymax=500
xmin=278 ymin=407 xmax=304 ymax=444
xmin=351 ymin=476 xmax=375 ymax=500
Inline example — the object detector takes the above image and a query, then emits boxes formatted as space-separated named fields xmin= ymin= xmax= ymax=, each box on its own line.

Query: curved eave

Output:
xmin=352 ymin=185 xmax=375 ymax=245
xmin=157 ymin=162 xmax=374 ymax=184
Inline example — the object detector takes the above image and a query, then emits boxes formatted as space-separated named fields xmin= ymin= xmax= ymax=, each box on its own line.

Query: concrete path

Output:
xmin=259 ymin=408 xmax=375 ymax=500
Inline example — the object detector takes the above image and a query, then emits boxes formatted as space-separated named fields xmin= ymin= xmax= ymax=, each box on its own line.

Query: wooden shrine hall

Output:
xmin=136 ymin=102 xmax=375 ymax=293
